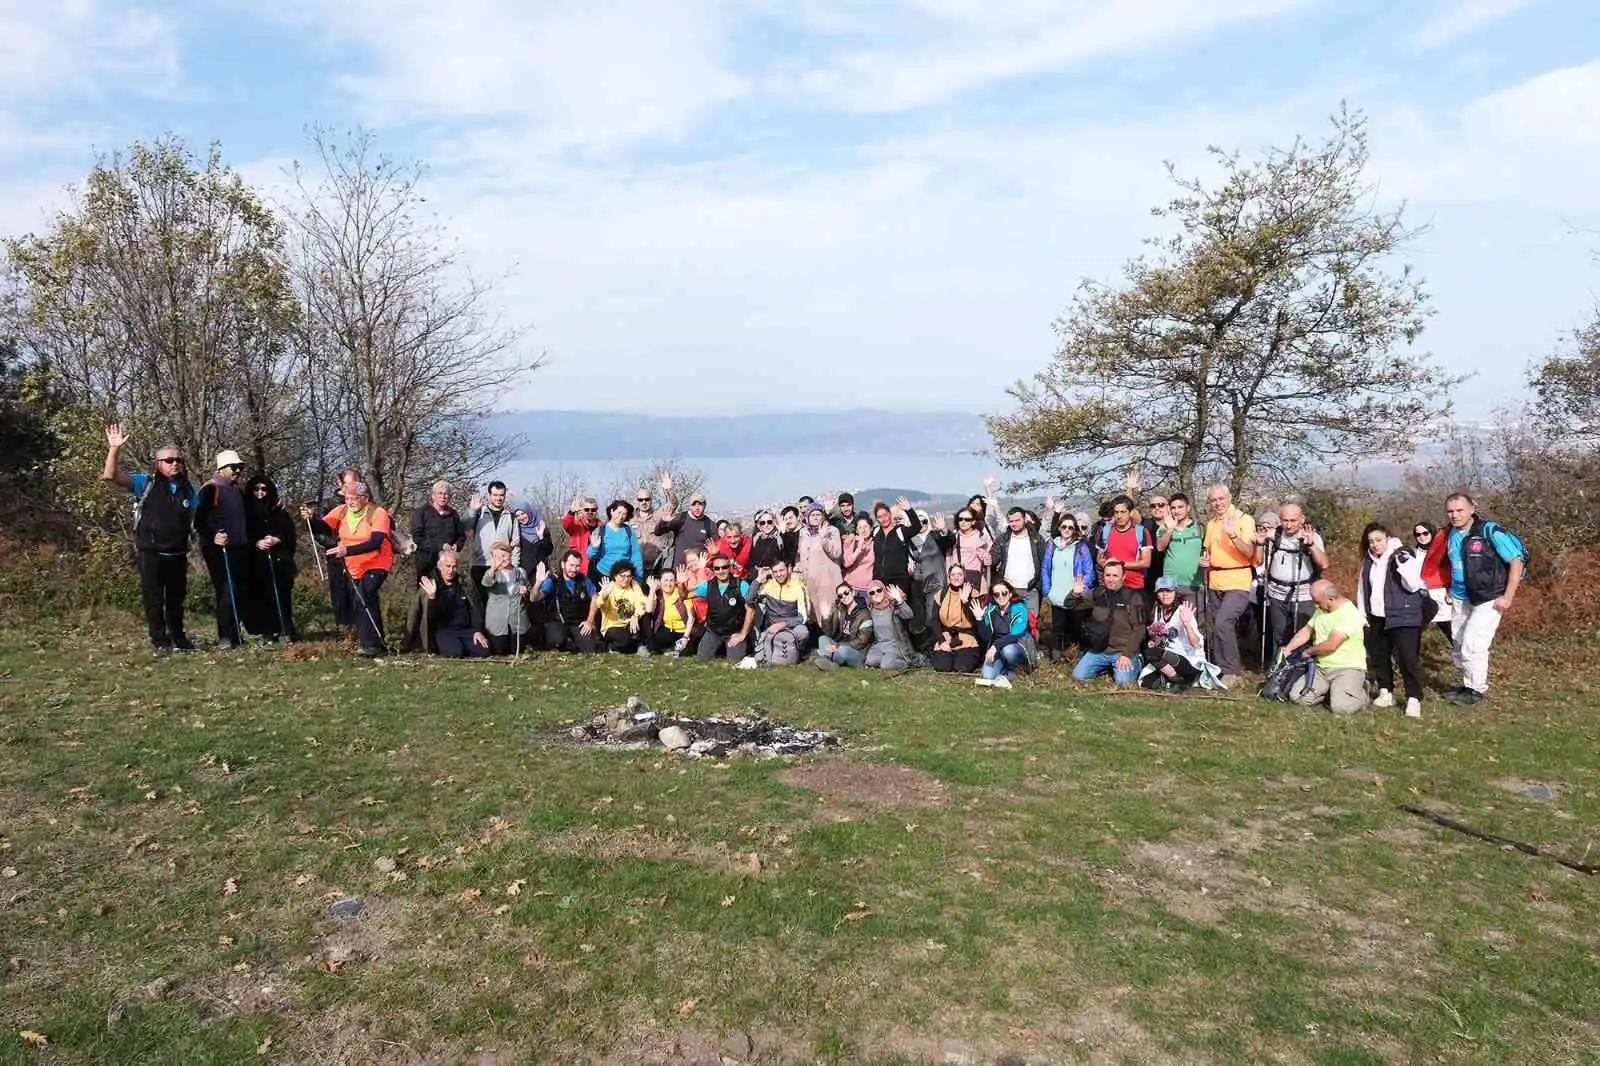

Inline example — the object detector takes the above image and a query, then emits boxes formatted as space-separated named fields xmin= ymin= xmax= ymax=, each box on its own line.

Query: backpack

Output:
xmin=1098 ymin=522 xmax=1148 ymax=552
xmin=1260 ymin=650 xmax=1314 ymax=702
xmin=1268 ymin=528 xmax=1323 ymax=596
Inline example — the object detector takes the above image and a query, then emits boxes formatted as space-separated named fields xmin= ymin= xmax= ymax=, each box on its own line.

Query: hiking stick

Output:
xmin=347 ymin=569 xmax=383 ymax=651
xmin=1400 ymin=804 xmax=1598 ymax=875
xmin=306 ymin=515 xmax=328 ymax=584
xmin=220 ymin=547 xmax=246 ymax=646
xmin=266 ymin=553 xmax=289 ymax=639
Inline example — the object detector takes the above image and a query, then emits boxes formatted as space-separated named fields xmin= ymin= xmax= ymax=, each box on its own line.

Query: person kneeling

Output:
xmin=588 ymin=561 xmax=655 ymax=654
xmin=534 ymin=549 xmax=599 ymax=653
xmin=813 ymin=583 xmax=872 ymax=668
xmin=1072 ymin=560 xmax=1146 ymax=686
xmin=1279 ymin=579 xmax=1368 ymax=714
xmin=862 ymin=582 xmax=917 ymax=671
xmin=930 ymin=566 xmax=984 ymax=674
xmin=646 ymin=567 xmax=694 ymax=656
xmin=690 ymin=555 xmax=755 ymax=663
xmin=976 ymin=580 xmax=1035 ymax=688
xmin=1141 ymin=577 xmax=1207 ymax=691
xmin=421 ymin=550 xmax=489 ymax=658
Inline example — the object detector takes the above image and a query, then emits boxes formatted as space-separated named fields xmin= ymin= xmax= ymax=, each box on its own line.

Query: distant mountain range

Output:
xmin=484 ymin=409 xmax=991 ymax=460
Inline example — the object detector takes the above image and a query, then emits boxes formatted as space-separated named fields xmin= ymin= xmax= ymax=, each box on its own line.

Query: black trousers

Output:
xmin=648 ymin=625 xmax=689 ymax=653
xmin=1050 ymin=603 xmax=1086 ymax=653
xmin=328 ymin=557 xmax=357 ymax=627
xmin=1266 ymin=598 xmax=1312 ymax=664
xmin=930 ymin=646 xmax=983 ymax=674
xmin=349 ymin=569 xmax=387 ymax=651
xmin=249 ymin=553 xmax=297 ymax=640
xmin=200 ymin=544 xmax=248 ymax=645
xmin=436 ymin=626 xmax=489 ymax=658
xmin=1365 ymin=619 xmax=1423 ymax=700
xmin=601 ymin=625 xmax=641 ymax=653
xmin=138 ymin=550 xmax=189 ymax=648
xmin=544 ymin=622 xmax=597 ymax=653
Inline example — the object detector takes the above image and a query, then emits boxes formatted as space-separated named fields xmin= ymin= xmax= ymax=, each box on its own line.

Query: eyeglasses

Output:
xmin=1150 ymin=501 xmax=1168 ymax=508
xmin=582 ymin=507 xmax=598 ymax=513
xmin=1061 ymin=525 xmax=1076 ymax=532
xmin=711 ymin=564 xmax=731 ymax=572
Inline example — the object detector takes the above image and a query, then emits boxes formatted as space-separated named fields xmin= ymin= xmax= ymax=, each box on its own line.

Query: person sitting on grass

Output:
xmin=419 ymin=549 xmax=489 ymax=659
xmin=1072 ymin=560 xmax=1147 ymax=686
xmin=533 ymin=549 xmax=598 ymax=653
xmin=690 ymin=555 xmax=755 ymax=663
xmin=646 ymin=567 xmax=695 ymax=657
xmin=588 ymin=560 xmax=655 ymax=655
xmin=975 ymin=580 xmax=1034 ymax=689
xmin=1278 ymin=579 xmax=1368 ymax=714
xmin=745 ymin=559 xmax=811 ymax=668
xmin=813 ymin=583 xmax=873 ymax=669
xmin=862 ymin=581 xmax=917 ymax=671
xmin=1141 ymin=576 xmax=1207 ymax=691
xmin=480 ymin=539 xmax=533 ymax=655
xmin=930 ymin=564 xmax=984 ymax=675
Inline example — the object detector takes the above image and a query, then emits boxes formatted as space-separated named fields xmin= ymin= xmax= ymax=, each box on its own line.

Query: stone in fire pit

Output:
xmin=568 ymin=697 xmax=839 ymax=758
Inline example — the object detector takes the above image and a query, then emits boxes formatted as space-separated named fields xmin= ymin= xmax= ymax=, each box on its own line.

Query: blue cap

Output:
xmin=1154 ymin=576 xmax=1178 ymax=591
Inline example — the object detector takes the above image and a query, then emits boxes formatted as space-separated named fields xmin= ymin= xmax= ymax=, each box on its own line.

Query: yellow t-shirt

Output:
xmin=657 ymin=589 xmax=692 ymax=634
xmin=1204 ymin=508 xmax=1257 ymax=592
xmin=596 ymin=584 xmax=650 ymax=631
xmin=1309 ymin=601 xmax=1366 ymax=672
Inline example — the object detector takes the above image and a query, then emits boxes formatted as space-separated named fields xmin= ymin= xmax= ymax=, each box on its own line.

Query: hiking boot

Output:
xmin=1448 ymin=689 xmax=1484 ymax=706
xmin=357 ymin=645 xmax=385 ymax=658
xmin=1404 ymin=698 xmax=1422 ymax=719
xmin=1372 ymin=689 xmax=1394 ymax=708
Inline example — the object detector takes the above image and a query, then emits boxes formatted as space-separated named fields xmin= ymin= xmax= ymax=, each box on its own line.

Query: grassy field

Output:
xmin=0 ymin=612 xmax=1596 ymax=1065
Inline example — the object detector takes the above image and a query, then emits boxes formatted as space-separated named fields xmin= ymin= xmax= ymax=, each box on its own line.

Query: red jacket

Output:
xmin=708 ymin=536 xmax=753 ymax=579
xmin=1421 ymin=532 xmax=1451 ymax=590
xmin=562 ymin=511 xmax=599 ymax=549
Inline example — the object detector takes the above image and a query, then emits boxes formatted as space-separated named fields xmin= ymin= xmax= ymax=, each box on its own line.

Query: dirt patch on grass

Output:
xmin=540 ymin=826 xmax=767 ymax=876
xmin=1493 ymin=777 xmax=1561 ymax=801
xmin=778 ymin=759 xmax=950 ymax=813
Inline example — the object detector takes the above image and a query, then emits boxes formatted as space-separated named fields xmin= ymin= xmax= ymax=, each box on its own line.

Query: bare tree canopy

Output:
xmin=989 ymin=106 xmax=1457 ymax=497
xmin=286 ymin=127 xmax=539 ymax=507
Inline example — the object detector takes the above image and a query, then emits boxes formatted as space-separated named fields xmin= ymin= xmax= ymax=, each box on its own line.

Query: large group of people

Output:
xmin=102 ymin=426 xmax=1530 ymax=716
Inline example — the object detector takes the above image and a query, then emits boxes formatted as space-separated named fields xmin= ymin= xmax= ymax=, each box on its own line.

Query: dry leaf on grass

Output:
xmin=18 ymin=1030 xmax=48 ymax=1047
xmin=842 ymin=909 xmax=875 ymax=922
xmin=222 ymin=878 xmax=239 ymax=895
xmin=505 ymin=879 xmax=526 ymax=896
xmin=677 ymin=998 xmax=698 ymax=1017
xmin=720 ymin=895 xmax=737 ymax=908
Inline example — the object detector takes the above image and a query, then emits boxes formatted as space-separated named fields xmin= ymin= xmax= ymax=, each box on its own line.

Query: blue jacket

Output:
xmin=981 ymin=601 xmax=1030 ymax=650
xmin=1041 ymin=538 xmax=1097 ymax=599
xmin=587 ymin=522 xmax=644 ymax=580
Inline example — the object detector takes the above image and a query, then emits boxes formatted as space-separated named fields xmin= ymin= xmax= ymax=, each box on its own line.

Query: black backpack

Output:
xmin=1260 ymin=650 xmax=1313 ymax=702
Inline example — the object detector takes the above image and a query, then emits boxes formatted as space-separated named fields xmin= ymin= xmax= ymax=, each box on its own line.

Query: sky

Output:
xmin=1 ymin=0 xmax=1597 ymax=418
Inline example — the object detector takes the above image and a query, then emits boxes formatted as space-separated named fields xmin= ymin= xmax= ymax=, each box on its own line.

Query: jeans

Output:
xmin=816 ymin=635 xmax=864 ymax=667
xmin=982 ymin=642 xmax=1028 ymax=680
xmin=1072 ymin=650 xmax=1141 ymax=685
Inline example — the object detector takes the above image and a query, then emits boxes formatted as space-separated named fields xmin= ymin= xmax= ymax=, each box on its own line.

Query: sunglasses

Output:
xmin=757 ymin=519 xmax=775 ymax=526
xmin=583 ymin=507 xmax=598 ymax=513
xmin=869 ymin=586 xmax=887 ymax=595
xmin=636 ymin=498 xmax=651 ymax=504
xmin=994 ymin=589 xmax=1013 ymax=597
xmin=837 ymin=589 xmax=854 ymax=597
xmin=1414 ymin=530 xmax=1430 ymax=537
xmin=711 ymin=564 xmax=731 ymax=572
xmin=157 ymin=456 xmax=184 ymax=464
xmin=253 ymin=486 xmax=269 ymax=492
xmin=957 ymin=516 xmax=974 ymax=523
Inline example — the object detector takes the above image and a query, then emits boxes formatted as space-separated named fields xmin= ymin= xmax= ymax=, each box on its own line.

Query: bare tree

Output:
xmin=285 ymin=127 xmax=538 ymax=508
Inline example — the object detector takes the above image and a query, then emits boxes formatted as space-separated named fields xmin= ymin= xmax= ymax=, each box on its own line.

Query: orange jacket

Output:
xmin=324 ymin=504 xmax=394 ymax=579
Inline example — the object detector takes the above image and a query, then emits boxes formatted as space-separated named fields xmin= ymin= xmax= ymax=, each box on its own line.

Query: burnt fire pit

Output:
xmin=568 ymin=697 xmax=839 ymax=758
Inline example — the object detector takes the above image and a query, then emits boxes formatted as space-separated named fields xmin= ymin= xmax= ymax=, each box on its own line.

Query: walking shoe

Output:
xmin=991 ymin=675 xmax=1013 ymax=690
xmin=1404 ymin=698 xmax=1422 ymax=719
xmin=736 ymin=657 xmax=759 ymax=670
xmin=635 ymin=646 xmax=651 ymax=657
xmin=1449 ymin=689 xmax=1484 ymax=706
xmin=172 ymin=637 xmax=197 ymax=652
xmin=357 ymin=645 xmax=385 ymax=658
xmin=1439 ymin=686 xmax=1466 ymax=701
xmin=1372 ymin=689 xmax=1394 ymax=708
xmin=813 ymin=654 xmax=840 ymax=670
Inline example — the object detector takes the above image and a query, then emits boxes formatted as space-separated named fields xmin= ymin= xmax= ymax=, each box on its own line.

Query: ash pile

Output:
xmin=569 ymin=697 xmax=839 ymax=758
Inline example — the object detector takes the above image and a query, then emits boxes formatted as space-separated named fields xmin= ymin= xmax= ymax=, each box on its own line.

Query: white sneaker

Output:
xmin=736 ymin=657 xmax=760 ymax=670
xmin=1373 ymin=689 xmax=1394 ymax=708
xmin=635 ymin=646 xmax=650 ymax=657
xmin=991 ymin=675 xmax=1013 ymax=690
xmin=1404 ymin=697 xmax=1422 ymax=719
xmin=974 ymin=677 xmax=993 ymax=687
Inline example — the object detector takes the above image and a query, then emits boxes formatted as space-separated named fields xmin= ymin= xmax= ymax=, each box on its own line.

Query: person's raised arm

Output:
xmin=101 ymin=424 xmax=134 ymax=490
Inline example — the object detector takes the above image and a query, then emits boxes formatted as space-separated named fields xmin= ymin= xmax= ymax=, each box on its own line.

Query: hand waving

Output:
xmin=104 ymin=423 xmax=129 ymax=449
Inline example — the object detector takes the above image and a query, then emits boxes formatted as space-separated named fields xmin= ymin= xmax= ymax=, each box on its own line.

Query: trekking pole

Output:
xmin=306 ymin=515 xmax=328 ymax=584
xmin=514 ymin=577 xmax=523 ymax=663
xmin=266 ymin=553 xmax=289 ymax=640
xmin=220 ymin=547 xmax=246 ymax=647
xmin=347 ymin=569 xmax=383 ymax=651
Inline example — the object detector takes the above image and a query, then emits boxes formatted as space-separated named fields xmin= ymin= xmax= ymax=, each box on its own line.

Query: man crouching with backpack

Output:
xmin=1280 ymin=580 xmax=1367 ymax=714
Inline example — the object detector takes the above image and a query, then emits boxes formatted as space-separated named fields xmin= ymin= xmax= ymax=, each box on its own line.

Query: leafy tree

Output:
xmin=989 ymin=106 xmax=1455 ymax=496
xmin=1529 ymin=312 xmax=1600 ymax=441
xmin=4 ymin=136 xmax=300 ymax=472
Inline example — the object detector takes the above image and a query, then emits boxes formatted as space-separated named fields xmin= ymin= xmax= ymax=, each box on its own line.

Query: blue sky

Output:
xmin=2 ymin=0 xmax=1596 ymax=417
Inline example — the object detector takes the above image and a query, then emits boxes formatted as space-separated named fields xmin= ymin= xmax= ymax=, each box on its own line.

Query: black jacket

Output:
xmin=410 ymin=504 xmax=465 ymax=565
xmin=991 ymin=526 xmax=1047 ymax=591
xmin=243 ymin=476 xmax=298 ymax=567
xmin=872 ymin=511 xmax=923 ymax=584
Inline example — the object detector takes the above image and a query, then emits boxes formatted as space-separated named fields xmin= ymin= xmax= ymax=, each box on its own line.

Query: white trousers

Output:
xmin=1451 ymin=600 xmax=1502 ymax=693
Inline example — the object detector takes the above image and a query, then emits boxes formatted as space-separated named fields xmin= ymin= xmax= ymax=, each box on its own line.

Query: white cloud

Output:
xmin=0 ymin=0 xmax=178 ymax=97
xmin=1411 ymin=0 xmax=1540 ymax=49
xmin=778 ymin=0 xmax=1320 ymax=113
xmin=264 ymin=0 xmax=744 ymax=150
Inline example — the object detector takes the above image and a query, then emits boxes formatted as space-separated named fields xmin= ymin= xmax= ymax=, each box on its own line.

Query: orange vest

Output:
xmin=325 ymin=505 xmax=394 ymax=579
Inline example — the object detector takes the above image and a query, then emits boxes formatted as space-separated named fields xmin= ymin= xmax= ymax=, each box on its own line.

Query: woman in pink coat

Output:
xmin=842 ymin=514 xmax=876 ymax=599
xmin=795 ymin=503 xmax=844 ymax=627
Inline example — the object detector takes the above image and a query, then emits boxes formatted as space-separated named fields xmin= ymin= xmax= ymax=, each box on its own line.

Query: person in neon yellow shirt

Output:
xmin=587 ymin=561 xmax=655 ymax=655
xmin=1280 ymin=579 xmax=1368 ymax=714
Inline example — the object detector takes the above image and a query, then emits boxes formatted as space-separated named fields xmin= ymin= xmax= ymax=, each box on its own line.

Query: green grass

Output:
xmin=1 ymin=613 xmax=1597 ymax=1064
